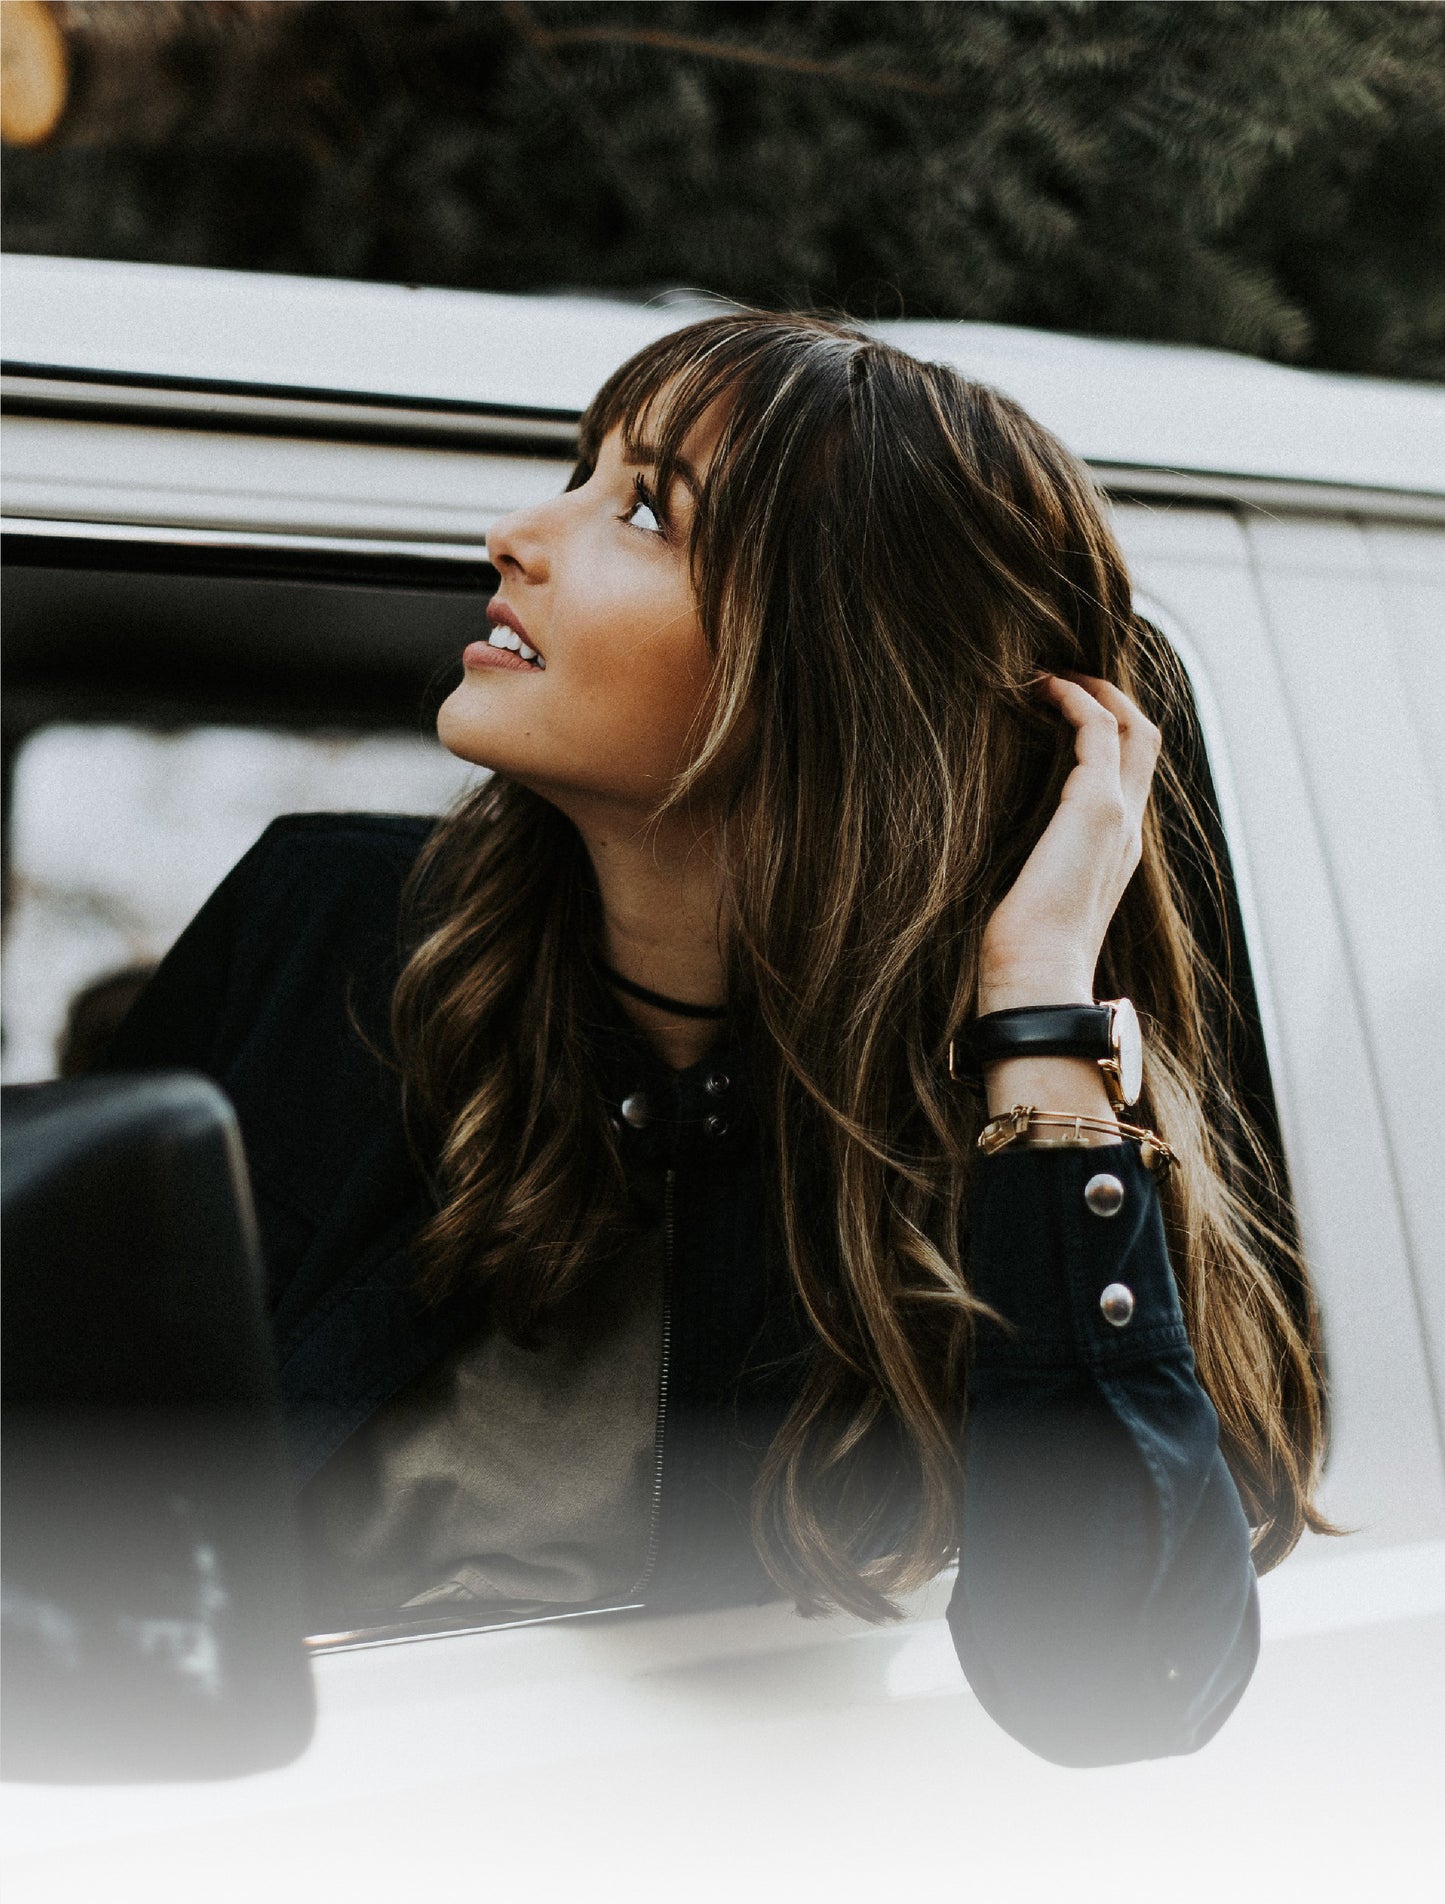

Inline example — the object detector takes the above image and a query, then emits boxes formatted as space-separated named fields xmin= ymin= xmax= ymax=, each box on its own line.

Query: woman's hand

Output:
xmin=973 ymin=670 xmax=1162 ymax=1134
xmin=978 ymin=670 xmax=1162 ymax=1018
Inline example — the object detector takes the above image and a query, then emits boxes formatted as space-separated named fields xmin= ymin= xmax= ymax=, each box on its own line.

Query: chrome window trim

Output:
xmin=305 ymin=1598 xmax=649 ymax=1656
xmin=1 ymin=364 xmax=580 ymax=452
xmin=1095 ymin=466 xmax=1445 ymax=526
xmin=1 ymin=514 xmax=490 ymax=566
xmin=5 ymin=364 xmax=1445 ymax=525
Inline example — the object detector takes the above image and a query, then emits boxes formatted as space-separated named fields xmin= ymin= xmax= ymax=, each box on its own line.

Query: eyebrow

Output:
xmin=622 ymin=438 xmax=702 ymax=497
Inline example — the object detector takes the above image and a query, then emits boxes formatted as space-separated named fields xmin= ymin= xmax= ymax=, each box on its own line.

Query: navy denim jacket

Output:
xmin=100 ymin=813 xmax=1259 ymax=1768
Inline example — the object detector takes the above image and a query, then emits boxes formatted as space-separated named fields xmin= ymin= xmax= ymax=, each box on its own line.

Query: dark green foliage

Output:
xmin=4 ymin=1 xmax=1443 ymax=379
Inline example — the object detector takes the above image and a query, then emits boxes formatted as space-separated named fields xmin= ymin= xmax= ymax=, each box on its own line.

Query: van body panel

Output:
xmin=6 ymin=252 xmax=1445 ymax=500
xmin=1243 ymin=516 xmax=1445 ymax=1433
xmin=1115 ymin=505 xmax=1445 ymax=1539
xmin=1363 ymin=522 xmax=1445 ymax=808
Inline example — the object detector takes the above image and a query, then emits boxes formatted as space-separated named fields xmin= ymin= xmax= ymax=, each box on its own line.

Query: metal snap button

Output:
xmin=704 ymin=1070 xmax=731 ymax=1097
xmin=704 ymin=1115 xmax=730 ymax=1139
xmin=620 ymin=1093 xmax=651 ymax=1129
xmin=1099 ymin=1282 xmax=1135 ymax=1328
xmin=1084 ymin=1171 xmax=1126 ymax=1217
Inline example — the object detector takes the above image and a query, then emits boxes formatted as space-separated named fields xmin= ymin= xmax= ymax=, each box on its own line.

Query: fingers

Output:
xmin=986 ymin=670 xmax=1160 ymax=979
xmin=1047 ymin=669 xmax=1162 ymax=822
xmin=1035 ymin=672 xmax=1121 ymax=808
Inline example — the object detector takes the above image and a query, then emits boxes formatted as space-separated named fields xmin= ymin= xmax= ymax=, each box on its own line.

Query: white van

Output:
xmin=3 ymin=254 xmax=1443 ymax=1904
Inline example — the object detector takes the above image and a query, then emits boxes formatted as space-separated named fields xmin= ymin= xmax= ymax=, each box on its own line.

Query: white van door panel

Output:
xmin=1243 ymin=515 xmax=1445 ymax=1444
xmin=1112 ymin=503 xmax=1445 ymax=1542
xmin=1363 ymin=522 xmax=1445 ymax=811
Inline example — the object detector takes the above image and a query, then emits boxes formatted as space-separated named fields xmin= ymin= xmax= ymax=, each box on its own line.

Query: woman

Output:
xmin=101 ymin=311 xmax=1330 ymax=1768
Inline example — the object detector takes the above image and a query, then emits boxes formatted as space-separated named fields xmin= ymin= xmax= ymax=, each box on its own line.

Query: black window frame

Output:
xmin=0 ymin=519 xmax=1313 ymax=1656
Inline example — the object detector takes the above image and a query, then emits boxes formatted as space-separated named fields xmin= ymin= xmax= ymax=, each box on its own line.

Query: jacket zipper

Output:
xmin=629 ymin=1163 xmax=674 ymax=1598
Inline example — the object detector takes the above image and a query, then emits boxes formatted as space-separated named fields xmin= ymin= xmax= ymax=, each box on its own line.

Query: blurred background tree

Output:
xmin=2 ymin=0 xmax=1442 ymax=379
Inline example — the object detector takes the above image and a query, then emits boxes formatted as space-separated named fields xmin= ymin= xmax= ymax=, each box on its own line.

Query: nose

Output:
xmin=485 ymin=502 xmax=550 ymax=584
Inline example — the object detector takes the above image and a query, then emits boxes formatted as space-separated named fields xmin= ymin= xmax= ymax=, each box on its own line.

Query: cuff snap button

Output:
xmin=1099 ymin=1282 xmax=1135 ymax=1328
xmin=1084 ymin=1171 xmax=1125 ymax=1217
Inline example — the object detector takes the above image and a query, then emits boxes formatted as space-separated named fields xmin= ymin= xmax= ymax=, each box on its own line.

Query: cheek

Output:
xmin=577 ymin=618 xmax=714 ymax=769
xmin=565 ymin=566 xmax=712 ymax=748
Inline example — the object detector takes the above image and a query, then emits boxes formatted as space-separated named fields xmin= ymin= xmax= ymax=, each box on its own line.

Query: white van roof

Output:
xmin=4 ymin=251 xmax=1442 ymax=499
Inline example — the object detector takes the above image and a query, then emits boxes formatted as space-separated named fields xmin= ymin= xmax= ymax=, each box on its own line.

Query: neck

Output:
xmin=567 ymin=795 xmax=731 ymax=1072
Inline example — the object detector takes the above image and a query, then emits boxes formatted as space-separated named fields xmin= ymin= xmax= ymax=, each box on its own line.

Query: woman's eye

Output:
xmin=623 ymin=482 xmax=665 ymax=536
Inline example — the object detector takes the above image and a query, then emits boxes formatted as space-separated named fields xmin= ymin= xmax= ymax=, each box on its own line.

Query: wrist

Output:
xmin=980 ymin=1054 xmax=1119 ymax=1133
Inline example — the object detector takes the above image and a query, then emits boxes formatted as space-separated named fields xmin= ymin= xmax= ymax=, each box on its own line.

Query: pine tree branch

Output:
xmin=497 ymin=2 xmax=658 ymax=224
xmin=518 ymin=16 xmax=947 ymax=98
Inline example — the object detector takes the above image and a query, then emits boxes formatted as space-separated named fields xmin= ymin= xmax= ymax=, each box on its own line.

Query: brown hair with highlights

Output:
xmin=390 ymin=312 xmax=1332 ymax=1619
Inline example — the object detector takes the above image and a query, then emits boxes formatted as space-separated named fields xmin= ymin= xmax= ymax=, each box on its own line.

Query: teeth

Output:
xmin=487 ymin=626 xmax=544 ymax=668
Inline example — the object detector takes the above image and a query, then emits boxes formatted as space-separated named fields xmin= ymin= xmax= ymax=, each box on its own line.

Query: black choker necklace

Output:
xmin=602 ymin=962 xmax=731 ymax=1021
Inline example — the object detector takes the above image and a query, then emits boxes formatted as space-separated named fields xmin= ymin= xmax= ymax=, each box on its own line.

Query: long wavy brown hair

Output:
xmin=390 ymin=311 xmax=1332 ymax=1620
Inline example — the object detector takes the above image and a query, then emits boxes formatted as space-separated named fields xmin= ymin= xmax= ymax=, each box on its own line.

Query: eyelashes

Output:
xmin=624 ymin=472 xmax=666 ymax=536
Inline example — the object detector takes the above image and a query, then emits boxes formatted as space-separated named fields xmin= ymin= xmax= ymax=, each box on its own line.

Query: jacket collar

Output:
xmin=585 ymin=985 xmax=759 ymax=1168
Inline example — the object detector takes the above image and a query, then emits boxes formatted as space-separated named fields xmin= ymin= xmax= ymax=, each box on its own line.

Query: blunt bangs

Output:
xmin=576 ymin=312 xmax=873 ymax=561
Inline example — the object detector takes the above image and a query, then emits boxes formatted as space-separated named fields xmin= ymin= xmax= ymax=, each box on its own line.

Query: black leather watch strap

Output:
xmin=962 ymin=1004 xmax=1114 ymax=1067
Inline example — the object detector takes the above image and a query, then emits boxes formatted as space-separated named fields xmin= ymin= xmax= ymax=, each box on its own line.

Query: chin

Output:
xmin=435 ymin=690 xmax=503 ymax=772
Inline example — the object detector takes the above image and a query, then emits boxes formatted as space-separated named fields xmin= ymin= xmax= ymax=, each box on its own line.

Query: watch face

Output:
xmin=1110 ymin=997 xmax=1143 ymax=1106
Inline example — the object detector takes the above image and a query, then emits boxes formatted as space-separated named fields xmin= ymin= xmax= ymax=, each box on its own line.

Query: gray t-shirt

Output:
xmin=300 ymin=1223 xmax=666 ymax=1619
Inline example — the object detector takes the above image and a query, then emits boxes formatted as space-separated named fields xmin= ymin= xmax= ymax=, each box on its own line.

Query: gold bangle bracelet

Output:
xmin=978 ymin=1104 xmax=1176 ymax=1177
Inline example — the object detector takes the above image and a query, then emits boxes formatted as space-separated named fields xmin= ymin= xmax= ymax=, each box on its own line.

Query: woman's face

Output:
xmin=437 ymin=409 xmax=724 ymax=817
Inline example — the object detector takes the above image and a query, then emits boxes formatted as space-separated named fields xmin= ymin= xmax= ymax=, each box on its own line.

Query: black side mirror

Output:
xmin=2 ymin=1074 xmax=316 ymax=1782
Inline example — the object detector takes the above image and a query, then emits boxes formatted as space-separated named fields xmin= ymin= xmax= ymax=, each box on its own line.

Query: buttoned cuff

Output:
xmin=969 ymin=1140 xmax=1190 ymax=1369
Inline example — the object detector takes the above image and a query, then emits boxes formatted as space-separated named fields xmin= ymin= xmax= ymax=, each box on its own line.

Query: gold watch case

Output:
xmin=1099 ymin=996 xmax=1143 ymax=1110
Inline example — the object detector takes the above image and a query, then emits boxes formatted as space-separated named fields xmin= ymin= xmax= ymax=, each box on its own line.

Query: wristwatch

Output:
xmin=951 ymin=997 xmax=1144 ymax=1111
